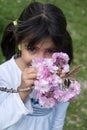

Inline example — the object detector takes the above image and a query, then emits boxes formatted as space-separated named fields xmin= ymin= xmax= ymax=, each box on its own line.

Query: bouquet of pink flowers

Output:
xmin=32 ymin=52 xmax=81 ymax=108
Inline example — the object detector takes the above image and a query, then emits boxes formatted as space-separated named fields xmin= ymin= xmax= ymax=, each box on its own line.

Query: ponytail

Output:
xmin=1 ymin=22 xmax=16 ymax=60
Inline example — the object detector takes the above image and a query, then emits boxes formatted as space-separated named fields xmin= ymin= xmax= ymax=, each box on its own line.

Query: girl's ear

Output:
xmin=18 ymin=44 xmax=22 ymax=51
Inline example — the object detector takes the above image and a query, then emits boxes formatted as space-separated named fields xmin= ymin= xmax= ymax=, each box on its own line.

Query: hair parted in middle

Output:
xmin=1 ymin=2 xmax=73 ymax=63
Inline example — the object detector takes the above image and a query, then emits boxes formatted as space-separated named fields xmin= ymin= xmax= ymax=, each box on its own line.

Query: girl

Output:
xmin=0 ymin=2 xmax=73 ymax=130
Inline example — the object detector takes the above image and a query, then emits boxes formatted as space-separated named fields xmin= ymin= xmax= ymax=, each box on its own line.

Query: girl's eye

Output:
xmin=46 ymin=49 xmax=58 ymax=54
xmin=27 ymin=47 xmax=38 ymax=53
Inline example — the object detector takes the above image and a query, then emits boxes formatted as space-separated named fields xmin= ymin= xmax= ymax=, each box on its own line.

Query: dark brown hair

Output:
xmin=1 ymin=2 xmax=73 ymax=64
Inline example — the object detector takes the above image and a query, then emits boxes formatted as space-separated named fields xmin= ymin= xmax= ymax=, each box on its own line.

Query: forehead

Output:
xmin=35 ymin=37 xmax=56 ymax=48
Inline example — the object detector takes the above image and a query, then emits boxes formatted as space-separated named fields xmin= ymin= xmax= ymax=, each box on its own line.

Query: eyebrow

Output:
xmin=34 ymin=46 xmax=58 ymax=50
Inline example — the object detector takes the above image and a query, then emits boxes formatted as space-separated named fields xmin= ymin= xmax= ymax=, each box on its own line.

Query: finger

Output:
xmin=24 ymin=67 xmax=37 ymax=74
xmin=26 ymin=73 xmax=37 ymax=80
xmin=22 ymin=71 xmax=37 ymax=80
xmin=23 ymin=79 xmax=35 ymax=87
xmin=23 ymin=74 xmax=37 ymax=81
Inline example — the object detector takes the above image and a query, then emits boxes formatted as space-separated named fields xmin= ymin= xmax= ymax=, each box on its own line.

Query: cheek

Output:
xmin=45 ymin=55 xmax=52 ymax=58
xmin=21 ymin=51 xmax=32 ymax=64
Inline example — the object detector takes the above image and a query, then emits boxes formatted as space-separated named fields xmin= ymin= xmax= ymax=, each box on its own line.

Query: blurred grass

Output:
xmin=0 ymin=0 xmax=87 ymax=130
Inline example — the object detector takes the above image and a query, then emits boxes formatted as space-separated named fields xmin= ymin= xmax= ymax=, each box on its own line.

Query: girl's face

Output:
xmin=18 ymin=37 xmax=58 ymax=66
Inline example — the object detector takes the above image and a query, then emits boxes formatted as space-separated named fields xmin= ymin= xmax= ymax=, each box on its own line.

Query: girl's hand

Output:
xmin=18 ymin=67 xmax=37 ymax=102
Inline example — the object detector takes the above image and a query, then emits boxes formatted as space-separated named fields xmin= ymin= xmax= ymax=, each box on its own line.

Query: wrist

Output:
xmin=18 ymin=86 xmax=33 ymax=102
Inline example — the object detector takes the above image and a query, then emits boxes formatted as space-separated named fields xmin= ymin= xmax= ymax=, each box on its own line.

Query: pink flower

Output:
xmin=37 ymin=93 xmax=57 ymax=108
xmin=52 ymin=52 xmax=69 ymax=66
xmin=34 ymin=79 xmax=50 ymax=93
xmin=32 ymin=52 xmax=81 ymax=108
xmin=62 ymin=64 xmax=70 ymax=73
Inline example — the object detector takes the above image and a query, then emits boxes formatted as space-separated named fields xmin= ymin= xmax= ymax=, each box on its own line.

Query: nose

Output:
xmin=36 ymin=51 xmax=45 ymax=58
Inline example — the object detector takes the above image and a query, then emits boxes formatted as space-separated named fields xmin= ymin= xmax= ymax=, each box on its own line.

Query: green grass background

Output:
xmin=0 ymin=0 xmax=87 ymax=129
